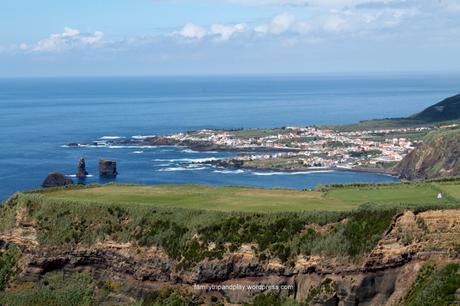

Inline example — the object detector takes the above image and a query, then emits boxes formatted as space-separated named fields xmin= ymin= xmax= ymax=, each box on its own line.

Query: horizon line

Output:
xmin=2 ymin=70 xmax=460 ymax=79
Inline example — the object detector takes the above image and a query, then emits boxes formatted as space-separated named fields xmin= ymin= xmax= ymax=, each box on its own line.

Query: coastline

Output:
xmin=209 ymin=164 xmax=398 ymax=176
xmin=67 ymin=132 xmax=403 ymax=178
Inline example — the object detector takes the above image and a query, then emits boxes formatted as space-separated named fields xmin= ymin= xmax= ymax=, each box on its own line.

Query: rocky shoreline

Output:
xmin=197 ymin=158 xmax=398 ymax=176
xmin=66 ymin=135 xmax=400 ymax=178
xmin=66 ymin=136 xmax=302 ymax=153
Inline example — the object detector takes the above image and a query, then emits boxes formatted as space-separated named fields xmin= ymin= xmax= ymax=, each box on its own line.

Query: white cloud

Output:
xmin=178 ymin=23 xmax=207 ymax=39
xmin=250 ymin=8 xmax=417 ymax=37
xmin=210 ymin=23 xmax=247 ymax=41
xmin=176 ymin=22 xmax=246 ymax=41
xmin=30 ymin=27 xmax=104 ymax=52
xmin=229 ymin=0 xmax=404 ymax=8
xmin=270 ymin=13 xmax=297 ymax=33
xmin=62 ymin=27 xmax=80 ymax=38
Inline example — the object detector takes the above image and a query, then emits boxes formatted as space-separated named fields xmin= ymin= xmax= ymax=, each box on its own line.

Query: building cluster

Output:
xmin=167 ymin=125 xmax=432 ymax=169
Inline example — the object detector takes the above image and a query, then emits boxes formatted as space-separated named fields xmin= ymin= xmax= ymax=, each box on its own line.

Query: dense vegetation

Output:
xmin=0 ymin=270 xmax=200 ymax=306
xmin=0 ymin=271 xmax=94 ymax=306
xmin=0 ymin=245 xmax=21 ymax=291
xmin=403 ymin=263 xmax=460 ymax=306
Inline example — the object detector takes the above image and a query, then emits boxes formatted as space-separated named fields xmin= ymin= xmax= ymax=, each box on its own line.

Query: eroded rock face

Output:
xmin=99 ymin=159 xmax=117 ymax=177
xmin=76 ymin=157 xmax=88 ymax=178
xmin=41 ymin=172 xmax=73 ymax=188
xmin=1 ymin=209 xmax=459 ymax=305
xmin=395 ymin=129 xmax=460 ymax=180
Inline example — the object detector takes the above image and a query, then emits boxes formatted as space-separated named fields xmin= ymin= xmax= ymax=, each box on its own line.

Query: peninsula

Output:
xmin=66 ymin=93 xmax=460 ymax=177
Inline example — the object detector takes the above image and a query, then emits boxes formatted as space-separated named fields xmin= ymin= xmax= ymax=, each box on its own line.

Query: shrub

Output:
xmin=403 ymin=263 xmax=460 ymax=306
xmin=0 ymin=245 xmax=21 ymax=290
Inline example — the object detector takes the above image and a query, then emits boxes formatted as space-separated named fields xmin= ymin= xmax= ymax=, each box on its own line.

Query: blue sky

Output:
xmin=1 ymin=0 xmax=460 ymax=76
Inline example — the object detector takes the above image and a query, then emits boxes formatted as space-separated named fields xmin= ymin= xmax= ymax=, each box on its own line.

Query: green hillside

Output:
xmin=411 ymin=93 xmax=460 ymax=122
xmin=331 ymin=93 xmax=460 ymax=131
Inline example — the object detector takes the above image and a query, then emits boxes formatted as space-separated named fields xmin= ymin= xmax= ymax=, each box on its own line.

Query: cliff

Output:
xmin=1 ymin=191 xmax=459 ymax=305
xmin=395 ymin=128 xmax=460 ymax=180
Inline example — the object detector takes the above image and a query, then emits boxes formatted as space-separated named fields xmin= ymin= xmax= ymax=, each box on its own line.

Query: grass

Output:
xmin=325 ymin=184 xmax=453 ymax=206
xmin=0 ymin=271 xmax=94 ymax=306
xmin=38 ymin=182 xmax=459 ymax=213
xmin=40 ymin=184 xmax=353 ymax=212
xmin=436 ymin=183 xmax=460 ymax=200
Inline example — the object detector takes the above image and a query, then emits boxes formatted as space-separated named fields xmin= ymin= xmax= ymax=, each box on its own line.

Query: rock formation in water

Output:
xmin=76 ymin=157 xmax=88 ymax=178
xmin=41 ymin=172 xmax=73 ymax=188
xmin=99 ymin=159 xmax=117 ymax=177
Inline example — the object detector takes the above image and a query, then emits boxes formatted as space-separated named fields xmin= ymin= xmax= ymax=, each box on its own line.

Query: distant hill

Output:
xmin=333 ymin=93 xmax=460 ymax=131
xmin=410 ymin=93 xmax=460 ymax=122
xmin=395 ymin=127 xmax=460 ymax=180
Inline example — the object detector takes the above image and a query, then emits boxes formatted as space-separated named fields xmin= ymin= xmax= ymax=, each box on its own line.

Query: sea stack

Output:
xmin=42 ymin=172 xmax=73 ymax=188
xmin=76 ymin=157 xmax=88 ymax=178
xmin=99 ymin=159 xmax=117 ymax=177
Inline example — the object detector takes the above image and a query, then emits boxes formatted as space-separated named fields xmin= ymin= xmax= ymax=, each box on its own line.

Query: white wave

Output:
xmin=153 ymin=157 xmax=221 ymax=163
xmin=107 ymin=145 xmax=158 ymax=149
xmin=213 ymin=169 xmax=245 ymax=174
xmin=182 ymin=149 xmax=219 ymax=154
xmin=158 ymin=166 xmax=208 ymax=172
xmin=66 ymin=174 xmax=94 ymax=178
xmin=132 ymin=151 xmax=144 ymax=154
xmin=100 ymin=136 xmax=125 ymax=140
xmin=61 ymin=144 xmax=100 ymax=148
xmin=182 ymin=149 xmax=199 ymax=153
xmin=132 ymin=135 xmax=156 ymax=139
xmin=252 ymin=170 xmax=335 ymax=176
xmin=157 ymin=163 xmax=172 ymax=166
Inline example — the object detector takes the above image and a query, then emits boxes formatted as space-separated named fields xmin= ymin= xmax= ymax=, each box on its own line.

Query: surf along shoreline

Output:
xmin=66 ymin=134 xmax=401 ymax=178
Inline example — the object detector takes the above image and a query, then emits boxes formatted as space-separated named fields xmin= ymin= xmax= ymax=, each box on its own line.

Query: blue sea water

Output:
xmin=1 ymin=74 xmax=460 ymax=200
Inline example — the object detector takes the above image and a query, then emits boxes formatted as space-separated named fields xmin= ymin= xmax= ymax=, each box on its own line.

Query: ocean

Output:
xmin=1 ymin=74 xmax=460 ymax=200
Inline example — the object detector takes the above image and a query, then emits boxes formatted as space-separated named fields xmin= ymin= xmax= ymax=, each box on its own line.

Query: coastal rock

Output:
xmin=41 ymin=172 xmax=73 ymax=188
xmin=395 ymin=128 xmax=460 ymax=180
xmin=76 ymin=157 xmax=88 ymax=178
xmin=99 ymin=159 xmax=118 ymax=177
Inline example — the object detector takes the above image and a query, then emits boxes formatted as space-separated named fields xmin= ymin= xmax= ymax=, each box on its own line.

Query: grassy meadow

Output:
xmin=38 ymin=181 xmax=459 ymax=213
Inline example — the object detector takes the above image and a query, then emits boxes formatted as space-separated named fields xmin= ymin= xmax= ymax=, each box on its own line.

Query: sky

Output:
xmin=1 ymin=0 xmax=460 ymax=76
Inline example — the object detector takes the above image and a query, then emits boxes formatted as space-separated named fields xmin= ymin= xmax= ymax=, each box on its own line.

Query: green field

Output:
xmin=436 ymin=183 xmax=460 ymax=199
xmin=39 ymin=181 xmax=460 ymax=213
xmin=40 ymin=185 xmax=350 ymax=212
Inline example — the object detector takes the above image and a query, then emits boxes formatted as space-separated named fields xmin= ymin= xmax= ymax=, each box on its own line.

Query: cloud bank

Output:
xmin=19 ymin=27 xmax=105 ymax=53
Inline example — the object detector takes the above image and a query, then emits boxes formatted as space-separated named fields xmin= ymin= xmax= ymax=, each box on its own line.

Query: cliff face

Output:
xmin=395 ymin=129 xmax=460 ymax=180
xmin=1 ymin=199 xmax=459 ymax=305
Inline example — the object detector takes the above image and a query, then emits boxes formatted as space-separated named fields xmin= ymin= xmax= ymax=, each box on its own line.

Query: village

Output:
xmin=167 ymin=125 xmax=434 ymax=171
